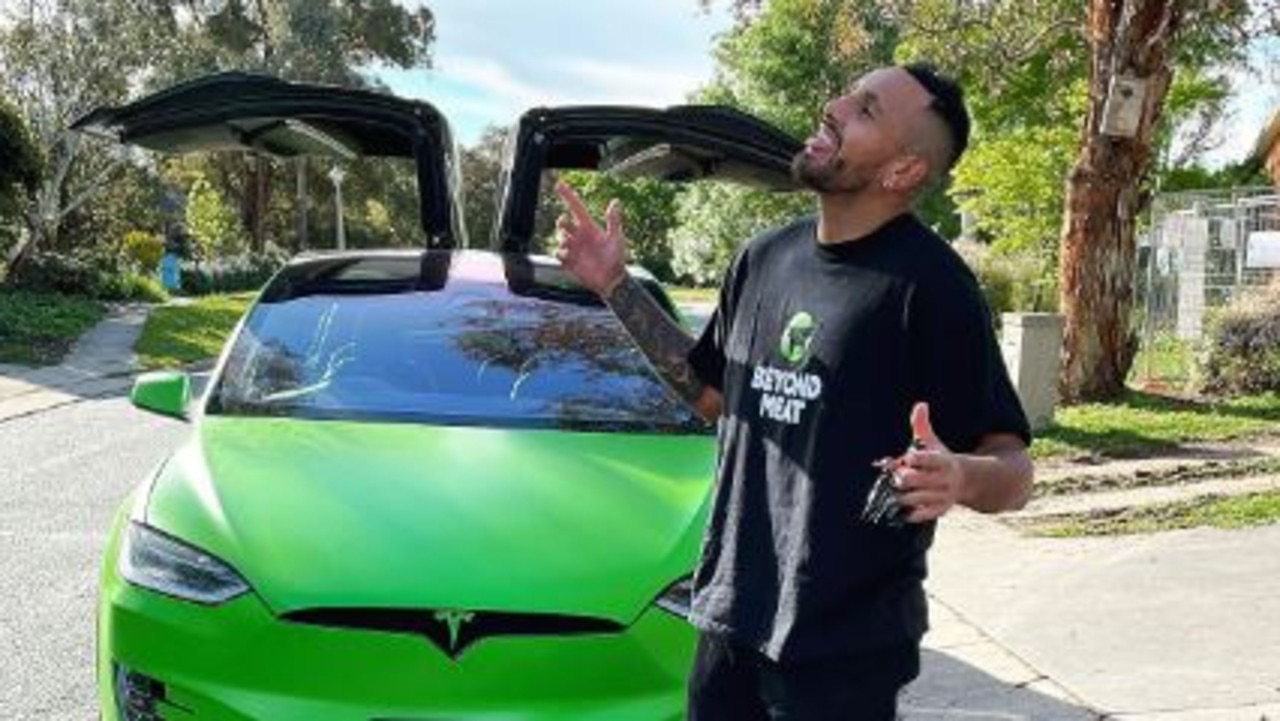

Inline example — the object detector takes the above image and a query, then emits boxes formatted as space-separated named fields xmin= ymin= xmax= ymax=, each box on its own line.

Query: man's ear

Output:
xmin=884 ymin=154 xmax=930 ymax=193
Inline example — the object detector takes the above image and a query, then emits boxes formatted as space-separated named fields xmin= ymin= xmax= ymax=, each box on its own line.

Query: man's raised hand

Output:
xmin=555 ymin=181 xmax=627 ymax=297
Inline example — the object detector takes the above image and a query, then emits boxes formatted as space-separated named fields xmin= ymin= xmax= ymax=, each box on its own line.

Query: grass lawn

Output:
xmin=666 ymin=286 xmax=718 ymax=305
xmin=1127 ymin=333 xmax=1197 ymax=391
xmin=1033 ymin=391 xmax=1280 ymax=461
xmin=0 ymin=289 xmax=105 ymax=365
xmin=135 ymin=292 xmax=256 ymax=369
xmin=1035 ymin=456 xmax=1280 ymax=498
xmin=1026 ymin=490 xmax=1280 ymax=537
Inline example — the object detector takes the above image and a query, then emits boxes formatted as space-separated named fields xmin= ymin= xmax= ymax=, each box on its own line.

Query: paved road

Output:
xmin=0 ymin=392 xmax=186 ymax=721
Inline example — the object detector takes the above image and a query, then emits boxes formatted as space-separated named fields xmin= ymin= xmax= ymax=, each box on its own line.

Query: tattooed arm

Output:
xmin=602 ymin=274 xmax=722 ymax=420
xmin=555 ymin=181 xmax=722 ymax=421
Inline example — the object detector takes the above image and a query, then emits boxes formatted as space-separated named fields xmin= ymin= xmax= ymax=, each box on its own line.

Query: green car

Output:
xmin=81 ymin=73 xmax=799 ymax=720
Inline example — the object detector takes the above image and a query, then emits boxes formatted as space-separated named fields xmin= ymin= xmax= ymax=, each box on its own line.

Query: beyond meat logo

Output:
xmin=779 ymin=311 xmax=817 ymax=365
xmin=751 ymin=311 xmax=823 ymax=425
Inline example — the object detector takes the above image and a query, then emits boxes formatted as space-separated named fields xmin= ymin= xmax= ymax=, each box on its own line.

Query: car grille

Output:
xmin=281 ymin=607 xmax=624 ymax=659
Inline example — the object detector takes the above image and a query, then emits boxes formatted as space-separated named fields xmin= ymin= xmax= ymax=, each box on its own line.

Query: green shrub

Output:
xmin=180 ymin=252 xmax=287 ymax=296
xmin=104 ymin=272 xmax=169 ymax=303
xmin=122 ymin=230 xmax=164 ymax=272
xmin=9 ymin=250 xmax=121 ymax=298
xmin=1200 ymin=279 xmax=1280 ymax=396
xmin=671 ymin=184 xmax=810 ymax=286
xmin=9 ymin=251 xmax=169 ymax=302
xmin=952 ymin=240 xmax=1058 ymax=318
xmin=0 ymin=289 xmax=104 ymax=364
xmin=186 ymin=176 xmax=249 ymax=259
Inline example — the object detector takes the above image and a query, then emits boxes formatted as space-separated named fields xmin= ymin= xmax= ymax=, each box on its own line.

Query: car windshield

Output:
xmin=206 ymin=288 xmax=708 ymax=434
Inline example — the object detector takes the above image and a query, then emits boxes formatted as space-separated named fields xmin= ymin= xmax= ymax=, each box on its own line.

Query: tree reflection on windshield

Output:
xmin=208 ymin=284 xmax=706 ymax=434
xmin=450 ymin=297 xmax=705 ymax=433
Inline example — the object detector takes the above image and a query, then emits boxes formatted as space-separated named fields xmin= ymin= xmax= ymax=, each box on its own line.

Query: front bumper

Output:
xmin=97 ymin=549 xmax=694 ymax=721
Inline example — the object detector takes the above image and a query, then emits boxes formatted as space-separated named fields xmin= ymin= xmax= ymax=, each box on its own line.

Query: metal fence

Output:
xmin=1135 ymin=186 xmax=1280 ymax=386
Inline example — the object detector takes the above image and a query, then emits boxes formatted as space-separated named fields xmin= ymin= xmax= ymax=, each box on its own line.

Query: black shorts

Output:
xmin=687 ymin=631 xmax=920 ymax=721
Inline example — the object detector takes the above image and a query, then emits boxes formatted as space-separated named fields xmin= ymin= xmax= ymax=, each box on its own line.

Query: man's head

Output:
xmin=792 ymin=63 xmax=970 ymax=199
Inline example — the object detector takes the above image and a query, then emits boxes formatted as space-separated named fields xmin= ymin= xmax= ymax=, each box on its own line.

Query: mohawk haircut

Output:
xmin=902 ymin=62 xmax=971 ymax=171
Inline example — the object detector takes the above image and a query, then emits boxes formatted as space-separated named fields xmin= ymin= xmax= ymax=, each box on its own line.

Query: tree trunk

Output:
xmin=240 ymin=156 xmax=271 ymax=254
xmin=294 ymin=157 xmax=308 ymax=253
xmin=253 ymin=161 xmax=269 ymax=252
xmin=1058 ymin=0 xmax=1180 ymax=403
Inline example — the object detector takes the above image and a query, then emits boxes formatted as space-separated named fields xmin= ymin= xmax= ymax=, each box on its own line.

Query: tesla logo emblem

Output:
xmin=433 ymin=609 xmax=475 ymax=653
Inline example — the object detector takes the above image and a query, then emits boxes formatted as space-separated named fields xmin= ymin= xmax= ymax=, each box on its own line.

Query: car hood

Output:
xmin=144 ymin=417 xmax=715 ymax=623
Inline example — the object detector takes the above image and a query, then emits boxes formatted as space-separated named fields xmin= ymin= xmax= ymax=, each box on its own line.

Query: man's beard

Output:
xmin=791 ymin=150 xmax=868 ymax=194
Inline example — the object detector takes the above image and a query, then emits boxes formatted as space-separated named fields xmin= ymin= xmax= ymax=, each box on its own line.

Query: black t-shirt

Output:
xmin=687 ymin=213 xmax=1030 ymax=663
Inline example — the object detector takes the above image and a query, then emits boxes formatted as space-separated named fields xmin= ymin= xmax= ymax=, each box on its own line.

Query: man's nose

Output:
xmin=822 ymin=94 xmax=849 ymax=121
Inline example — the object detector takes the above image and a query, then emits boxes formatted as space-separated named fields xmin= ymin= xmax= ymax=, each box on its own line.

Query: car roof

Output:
xmin=259 ymin=249 xmax=680 ymax=319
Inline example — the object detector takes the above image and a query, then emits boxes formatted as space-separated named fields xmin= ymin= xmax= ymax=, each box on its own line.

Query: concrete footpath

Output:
xmin=0 ymin=303 xmax=148 ymax=422
xmin=905 ymin=510 xmax=1280 ymax=720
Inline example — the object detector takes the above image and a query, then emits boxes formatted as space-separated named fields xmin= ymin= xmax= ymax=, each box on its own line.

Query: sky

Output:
xmin=380 ymin=0 xmax=735 ymax=147
xmin=1195 ymin=55 xmax=1280 ymax=168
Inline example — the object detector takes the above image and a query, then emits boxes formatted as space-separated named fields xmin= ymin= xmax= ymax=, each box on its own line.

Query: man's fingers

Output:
xmin=557 ymin=214 xmax=576 ymax=237
xmin=902 ymin=450 xmax=944 ymax=472
xmin=605 ymin=198 xmax=622 ymax=238
xmin=898 ymin=489 xmax=947 ymax=509
xmin=555 ymin=181 xmax=596 ymax=227
xmin=893 ymin=465 xmax=937 ymax=491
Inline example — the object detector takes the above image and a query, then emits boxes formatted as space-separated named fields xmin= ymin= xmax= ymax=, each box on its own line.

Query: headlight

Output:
xmin=118 ymin=522 xmax=250 ymax=604
xmin=655 ymin=576 xmax=693 ymax=619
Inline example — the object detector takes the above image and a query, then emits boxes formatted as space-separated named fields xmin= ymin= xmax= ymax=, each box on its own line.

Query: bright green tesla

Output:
xmin=83 ymin=73 xmax=799 ymax=720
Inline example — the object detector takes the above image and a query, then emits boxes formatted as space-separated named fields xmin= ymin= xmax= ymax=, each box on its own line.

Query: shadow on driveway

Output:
xmin=904 ymin=649 xmax=1099 ymax=720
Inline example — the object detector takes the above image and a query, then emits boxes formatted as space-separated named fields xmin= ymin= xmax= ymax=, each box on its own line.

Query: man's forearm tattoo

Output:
xmin=605 ymin=276 xmax=706 ymax=405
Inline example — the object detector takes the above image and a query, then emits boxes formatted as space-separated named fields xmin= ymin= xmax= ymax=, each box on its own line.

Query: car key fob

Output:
xmin=859 ymin=439 xmax=924 ymax=527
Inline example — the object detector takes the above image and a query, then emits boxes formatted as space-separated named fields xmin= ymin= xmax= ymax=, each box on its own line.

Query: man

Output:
xmin=556 ymin=63 xmax=1033 ymax=720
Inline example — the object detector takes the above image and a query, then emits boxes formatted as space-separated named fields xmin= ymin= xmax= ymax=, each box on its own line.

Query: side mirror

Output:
xmin=130 ymin=371 xmax=191 ymax=420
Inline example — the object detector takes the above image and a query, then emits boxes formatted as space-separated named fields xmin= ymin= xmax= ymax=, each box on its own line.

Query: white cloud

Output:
xmin=1197 ymin=63 xmax=1280 ymax=169
xmin=440 ymin=56 xmax=574 ymax=109
xmin=550 ymin=57 xmax=710 ymax=106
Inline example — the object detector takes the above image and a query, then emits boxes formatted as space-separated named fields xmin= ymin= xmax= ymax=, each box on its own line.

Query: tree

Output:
xmin=0 ymin=0 xmax=171 ymax=270
xmin=459 ymin=126 xmax=511 ymax=249
xmin=672 ymin=182 xmax=808 ymax=285
xmin=893 ymin=0 xmax=1087 ymax=312
xmin=458 ymin=125 xmax=564 ymax=253
xmin=147 ymin=0 xmax=436 ymax=253
xmin=1056 ymin=0 xmax=1264 ymax=401
xmin=1159 ymin=160 xmax=1268 ymax=193
xmin=0 ymin=0 xmax=436 ymax=272
xmin=186 ymin=176 xmax=249 ymax=260
xmin=0 ymin=94 xmax=41 ymax=202
xmin=802 ymin=0 xmax=1257 ymax=400
xmin=0 ymin=93 xmax=41 ymax=264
